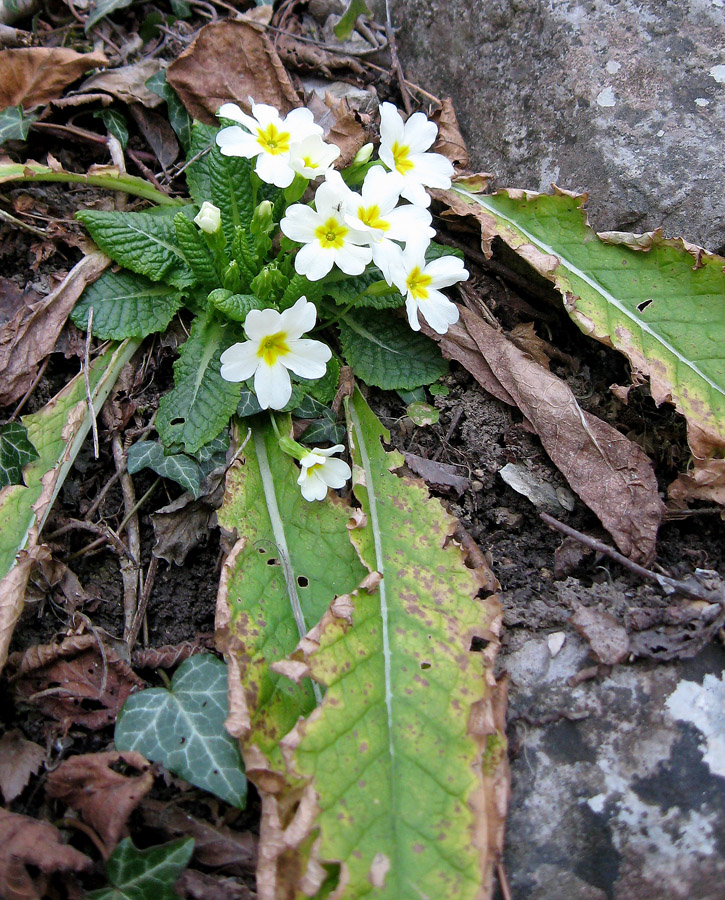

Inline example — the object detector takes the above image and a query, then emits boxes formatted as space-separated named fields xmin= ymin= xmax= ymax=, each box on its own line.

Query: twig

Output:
xmin=384 ymin=0 xmax=413 ymax=114
xmin=540 ymin=512 xmax=725 ymax=606
xmin=497 ymin=861 xmax=514 ymax=900
xmin=84 ymin=307 xmax=100 ymax=460
xmin=127 ymin=149 xmax=168 ymax=194
xmin=112 ymin=434 xmax=142 ymax=642
xmin=0 ymin=206 xmax=48 ymax=237
xmin=53 ymin=518 xmax=136 ymax=562
xmin=83 ymin=470 xmax=122 ymax=521
xmin=127 ymin=556 xmax=159 ymax=652
xmin=31 ymin=120 xmax=108 ymax=147
xmin=9 ymin=356 xmax=50 ymax=421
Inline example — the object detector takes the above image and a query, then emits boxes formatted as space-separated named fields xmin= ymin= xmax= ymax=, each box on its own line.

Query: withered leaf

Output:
xmin=151 ymin=494 xmax=216 ymax=566
xmin=46 ymin=751 xmax=153 ymax=856
xmin=403 ymin=451 xmax=469 ymax=494
xmin=0 ymin=47 xmax=107 ymax=110
xmin=77 ymin=60 xmax=163 ymax=108
xmin=10 ymin=634 xmax=145 ymax=730
xmin=570 ymin=606 xmax=630 ymax=665
xmin=304 ymin=90 xmax=371 ymax=167
xmin=0 ymin=730 xmax=45 ymax=803
xmin=431 ymin=98 xmax=469 ymax=170
xmin=177 ymin=869 xmax=255 ymax=900
xmin=434 ymin=306 xmax=664 ymax=563
xmin=167 ymin=18 xmax=300 ymax=123
xmin=0 ymin=808 xmax=91 ymax=900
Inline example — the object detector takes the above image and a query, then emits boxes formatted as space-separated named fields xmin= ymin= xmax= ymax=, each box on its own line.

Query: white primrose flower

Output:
xmin=378 ymin=102 xmax=454 ymax=207
xmin=297 ymin=445 xmax=351 ymax=501
xmin=219 ymin=297 xmax=331 ymax=410
xmin=391 ymin=239 xmax=469 ymax=335
xmin=194 ymin=201 xmax=221 ymax=234
xmin=332 ymin=167 xmax=435 ymax=283
xmin=216 ymin=101 xmax=323 ymax=188
xmin=280 ymin=175 xmax=372 ymax=281
xmin=289 ymin=133 xmax=341 ymax=179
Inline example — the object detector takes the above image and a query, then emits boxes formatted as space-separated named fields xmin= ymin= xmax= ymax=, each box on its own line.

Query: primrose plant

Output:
xmin=71 ymin=100 xmax=468 ymax=500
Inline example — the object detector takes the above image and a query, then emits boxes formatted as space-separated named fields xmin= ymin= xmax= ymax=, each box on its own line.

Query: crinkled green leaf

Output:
xmin=208 ymin=290 xmax=264 ymax=322
xmin=77 ymin=209 xmax=195 ymax=289
xmin=0 ymin=423 xmax=39 ymax=488
xmin=324 ymin=266 xmax=405 ymax=310
xmin=156 ymin=311 xmax=241 ymax=454
xmin=173 ymin=212 xmax=218 ymax=287
xmin=115 ymin=654 xmax=246 ymax=807
xmin=280 ymin=271 xmax=325 ymax=311
xmin=207 ymin=144 xmax=255 ymax=246
xmin=184 ymin=123 xmax=216 ymax=205
xmin=94 ymin=108 xmax=129 ymax=148
xmin=127 ymin=440 xmax=201 ymax=497
xmin=87 ymin=837 xmax=194 ymax=900
xmin=283 ymin=389 xmax=502 ymax=900
xmin=217 ymin=421 xmax=366 ymax=771
xmin=338 ymin=310 xmax=448 ymax=390
xmin=0 ymin=105 xmax=36 ymax=145
xmin=85 ymin=0 xmax=135 ymax=30
xmin=71 ymin=270 xmax=184 ymax=340
xmin=450 ymin=187 xmax=725 ymax=449
xmin=145 ymin=70 xmax=193 ymax=152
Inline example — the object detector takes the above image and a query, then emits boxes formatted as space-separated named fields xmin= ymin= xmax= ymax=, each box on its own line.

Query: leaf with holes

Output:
xmin=216 ymin=419 xmax=367 ymax=776
xmin=0 ymin=423 xmax=39 ymax=488
xmin=338 ymin=310 xmax=448 ymax=390
xmin=71 ymin=270 xmax=184 ymax=340
xmin=114 ymin=654 xmax=246 ymax=807
xmin=87 ymin=837 xmax=194 ymax=900
xmin=444 ymin=186 xmax=725 ymax=453
xmin=266 ymin=389 xmax=505 ymax=900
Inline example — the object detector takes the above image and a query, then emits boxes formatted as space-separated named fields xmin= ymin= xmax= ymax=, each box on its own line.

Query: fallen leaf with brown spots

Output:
xmin=0 ymin=47 xmax=107 ymax=110
xmin=0 ymin=808 xmax=91 ymax=900
xmin=0 ymin=730 xmax=45 ymax=803
xmin=167 ymin=17 xmax=300 ymax=124
xmin=46 ymin=751 xmax=153 ymax=856
xmin=433 ymin=305 xmax=664 ymax=563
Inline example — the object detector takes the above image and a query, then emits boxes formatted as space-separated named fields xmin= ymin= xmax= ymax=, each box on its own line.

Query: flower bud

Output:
xmin=352 ymin=143 xmax=374 ymax=166
xmin=251 ymin=200 xmax=274 ymax=236
xmin=251 ymin=264 xmax=287 ymax=301
xmin=278 ymin=435 xmax=306 ymax=460
xmin=194 ymin=201 xmax=221 ymax=234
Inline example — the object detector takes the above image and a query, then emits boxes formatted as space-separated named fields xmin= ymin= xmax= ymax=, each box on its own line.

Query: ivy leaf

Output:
xmin=87 ymin=837 xmax=194 ymax=900
xmin=0 ymin=422 xmax=39 ymax=488
xmin=93 ymin=108 xmax=129 ymax=148
xmin=145 ymin=70 xmax=193 ymax=152
xmin=85 ymin=0 xmax=135 ymax=30
xmin=77 ymin=209 xmax=195 ymax=289
xmin=126 ymin=441 xmax=201 ymax=497
xmin=71 ymin=270 xmax=184 ymax=340
xmin=195 ymin=430 xmax=229 ymax=478
xmin=0 ymin=105 xmax=37 ymax=146
xmin=156 ymin=311 xmax=241 ymax=454
xmin=426 ymin=240 xmax=464 ymax=261
xmin=338 ymin=310 xmax=448 ymax=390
xmin=236 ymin=382 xmax=306 ymax=418
xmin=115 ymin=655 xmax=246 ymax=807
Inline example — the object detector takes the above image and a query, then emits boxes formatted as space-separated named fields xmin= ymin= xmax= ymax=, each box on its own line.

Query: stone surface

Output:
xmin=500 ymin=634 xmax=725 ymax=899
xmin=382 ymin=0 xmax=725 ymax=251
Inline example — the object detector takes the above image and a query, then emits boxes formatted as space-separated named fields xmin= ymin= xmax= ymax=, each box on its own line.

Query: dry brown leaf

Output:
xmin=570 ymin=606 xmax=630 ymax=665
xmin=304 ymin=90 xmax=371 ymax=167
xmin=403 ymin=451 xmax=469 ymax=494
xmin=9 ymin=634 xmax=145 ymax=730
xmin=432 ymin=98 xmax=469 ymax=170
xmin=0 ymin=730 xmax=45 ymax=803
xmin=76 ymin=60 xmax=163 ymax=108
xmin=0 ymin=808 xmax=91 ymax=900
xmin=177 ymin=869 xmax=255 ymax=900
xmin=46 ymin=751 xmax=153 ymax=856
xmin=128 ymin=103 xmax=179 ymax=169
xmin=508 ymin=321 xmax=553 ymax=369
xmin=669 ymin=457 xmax=725 ymax=505
xmin=0 ymin=251 xmax=109 ymax=407
xmin=167 ymin=17 xmax=300 ymax=124
xmin=434 ymin=305 xmax=664 ymax=563
xmin=0 ymin=47 xmax=107 ymax=110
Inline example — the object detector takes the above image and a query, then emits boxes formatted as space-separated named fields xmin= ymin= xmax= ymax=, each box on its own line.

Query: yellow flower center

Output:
xmin=301 ymin=156 xmax=315 ymax=168
xmin=358 ymin=204 xmax=390 ymax=232
xmin=406 ymin=266 xmax=433 ymax=300
xmin=391 ymin=141 xmax=414 ymax=175
xmin=257 ymin=331 xmax=290 ymax=366
xmin=256 ymin=123 xmax=291 ymax=156
xmin=315 ymin=218 xmax=348 ymax=249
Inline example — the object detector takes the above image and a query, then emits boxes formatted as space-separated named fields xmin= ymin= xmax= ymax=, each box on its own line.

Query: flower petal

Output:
xmin=384 ymin=204 xmax=434 ymax=242
xmin=280 ymin=204 xmax=321 ymax=243
xmin=405 ymin=296 xmax=422 ymax=331
xmin=297 ymin=467 xmax=328 ymax=501
xmin=244 ymin=307 xmax=283 ymax=341
xmin=371 ymin=239 xmax=404 ymax=284
xmin=319 ymin=457 xmax=352 ymax=488
xmin=255 ymin=153 xmax=295 ymax=188
xmin=294 ymin=242 xmax=335 ymax=280
xmin=219 ymin=341 xmax=259 ymax=382
xmin=254 ymin=361 xmax=292 ymax=410
xmin=284 ymin=339 xmax=331 ymax=378
xmin=361 ymin=166 xmax=403 ymax=212
xmin=400 ymin=180 xmax=431 ymax=207
xmin=217 ymin=103 xmax=258 ymax=132
xmin=250 ymin=102 xmax=280 ymax=128
xmin=418 ymin=291 xmax=459 ymax=334
xmin=279 ymin=296 xmax=317 ymax=339
xmin=216 ymin=126 xmax=260 ymax=158
xmin=284 ymin=107 xmax=324 ymax=138
xmin=408 ymin=151 xmax=454 ymax=188
xmin=315 ymin=173 xmax=349 ymax=218
xmin=426 ymin=256 xmax=469 ymax=288
xmin=334 ymin=242 xmax=372 ymax=275
xmin=402 ymin=111 xmax=438 ymax=153
xmin=379 ymin=102 xmax=405 ymax=149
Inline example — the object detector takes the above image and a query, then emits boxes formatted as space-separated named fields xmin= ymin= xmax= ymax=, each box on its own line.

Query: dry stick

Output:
xmin=51 ymin=518 xmax=136 ymax=561
xmin=540 ymin=512 xmax=725 ymax=606
xmin=0 ymin=206 xmax=47 ymax=237
xmin=112 ymin=434 xmax=142 ymax=643
xmin=84 ymin=307 xmax=100 ymax=460
xmin=9 ymin=356 xmax=50 ymax=421
xmin=127 ymin=555 xmax=159 ymax=652
xmin=497 ymin=862 xmax=514 ymax=900
xmin=384 ymin=0 xmax=413 ymax=114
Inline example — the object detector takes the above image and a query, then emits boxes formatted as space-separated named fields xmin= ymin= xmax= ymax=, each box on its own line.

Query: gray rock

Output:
xmin=380 ymin=0 xmax=725 ymax=251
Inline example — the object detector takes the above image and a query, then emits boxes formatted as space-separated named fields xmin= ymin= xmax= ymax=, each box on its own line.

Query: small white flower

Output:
xmin=336 ymin=167 xmax=435 ymax=283
xmin=194 ymin=201 xmax=221 ymax=234
xmin=391 ymin=239 xmax=469 ymax=334
xmin=378 ymin=102 xmax=454 ymax=207
xmin=219 ymin=297 xmax=331 ymax=410
xmin=297 ymin=445 xmax=351 ymax=501
xmin=280 ymin=174 xmax=372 ymax=281
xmin=216 ymin=101 xmax=323 ymax=188
xmin=289 ymin=134 xmax=341 ymax=179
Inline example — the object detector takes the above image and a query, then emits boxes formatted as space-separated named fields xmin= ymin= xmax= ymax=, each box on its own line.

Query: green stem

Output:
xmin=0 ymin=169 xmax=184 ymax=206
xmin=314 ymin=294 xmax=366 ymax=331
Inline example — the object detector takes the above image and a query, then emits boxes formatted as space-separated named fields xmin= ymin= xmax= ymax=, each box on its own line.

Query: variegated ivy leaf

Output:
xmin=0 ymin=422 xmax=39 ymax=488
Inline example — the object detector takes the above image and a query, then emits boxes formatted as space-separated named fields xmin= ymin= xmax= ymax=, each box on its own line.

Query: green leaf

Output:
xmin=173 ymin=212 xmax=218 ymax=287
xmin=333 ymin=0 xmax=371 ymax=39
xmin=0 ymin=105 xmax=36 ymax=145
xmin=194 ymin=429 xmax=229 ymax=478
xmin=323 ymin=266 xmax=405 ymax=310
xmin=0 ymin=422 xmax=39 ymax=487
xmin=299 ymin=355 xmax=340 ymax=405
xmin=87 ymin=837 xmax=194 ymax=900
xmin=156 ymin=311 xmax=242 ymax=454
xmin=127 ymin=440 xmax=201 ymax=497
xmin=94 ymin=108 xmax=129 ymax=148
xmin=145 ymin=70 xmax=193 ymax=152
xmin=338 ymin=310 xmax=448 ymax=390
xmin=170 ymin=0 xmax=191 ymax=16
xmin=86 ymin=0 xmax=135 ymax=30
xmin=279 ymin=271 xmax=324 ymax=311
xmin=207 ymin=144 xmax=256 ymax=246
xmin=77 ymin=209 xmax=194 ymax=289
xmin=71 ymin=270 xmax=184 ymax=340
xmin=283 ymin=389 xmax=503 ymax=899
xmin=292 ymin=397 xmax=345 ymax=445
xmin=426 ymin=240 xmax=464 ymax=262
xmin=450 ymin=187 xmax=725 ymax=449
xmin=406 ymin=400 xmax=440 ymax=426
xmin=216 ymin=421 xmax=367 ymax=771
xmin=208 ymin=290 xmax=264 ymax=322
xmin=184 ymin=123 xmax=217 ymax=206
xmin=115 ymin=654 xmax=246 ymax=807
